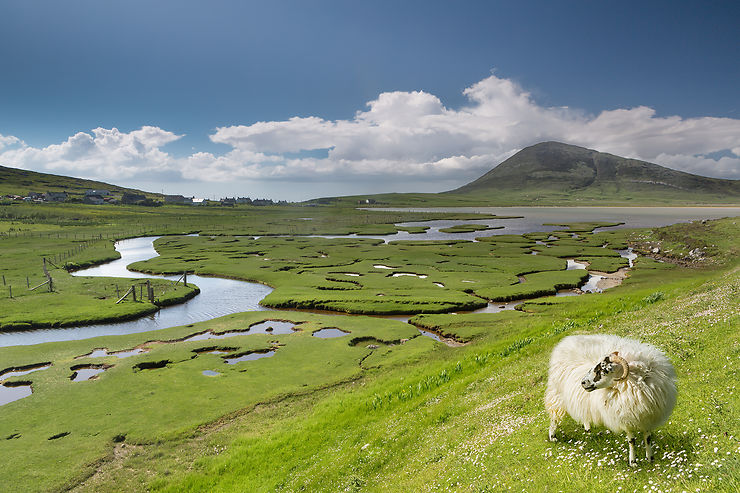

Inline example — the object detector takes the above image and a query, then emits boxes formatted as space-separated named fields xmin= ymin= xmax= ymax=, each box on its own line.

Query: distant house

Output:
xmin=165 ymin=194 xmax=190 ymax=204
xmin=235 ymin=197 xmax=252 ymax=205
xmin=44 ymin=191 xmax=68 ymax=202
xmin=121 ymin=192 xmax=146 ymax=204
xmin=83 ymin=194 xmax=105 ymax=205
xmin=85 ymin=189 xmax=110 ymax=197
xmin=28 ymin=192 xmax=44 ymax=200
xmin=220 ymin=197 xmax=236 ymax=206
xmin=251 ymin=199 xmax=274 ymax=206
xmin=191 ymin=198 xmax=206 ymax=206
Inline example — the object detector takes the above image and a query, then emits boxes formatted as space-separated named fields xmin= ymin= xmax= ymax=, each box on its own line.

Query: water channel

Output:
xmin=1 ymin=206 xmax=737 ymax=348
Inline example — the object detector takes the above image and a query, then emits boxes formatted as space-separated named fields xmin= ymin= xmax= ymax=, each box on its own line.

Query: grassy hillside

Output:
xmin=313 ymin=142 xmax=740 ymax=206
xmin=0 ymin=217 xmax=737 ymax=492
xmin=87 ymin=220 xmax=739 ymax=493
xmin=453 ymin=142 xmax=739 ymax=196
xmin=0 ymin=164 xmax=159 ymax=200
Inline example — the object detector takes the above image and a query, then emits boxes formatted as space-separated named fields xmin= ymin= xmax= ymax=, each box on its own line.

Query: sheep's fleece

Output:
xmin=545 ymin=334 xmax=677 ymax=434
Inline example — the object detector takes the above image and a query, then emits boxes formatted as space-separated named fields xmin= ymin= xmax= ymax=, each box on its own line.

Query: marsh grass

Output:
xmin=0 ymin=212 xmax=737 ymax=492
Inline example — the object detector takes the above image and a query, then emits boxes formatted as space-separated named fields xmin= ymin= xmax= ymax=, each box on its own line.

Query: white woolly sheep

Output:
xmin=545 ymin=334 xmax=677 ymax=466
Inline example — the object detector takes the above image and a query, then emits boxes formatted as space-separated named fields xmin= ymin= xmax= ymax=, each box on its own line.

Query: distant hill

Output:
xmin=0 ymin=164 xmax=158 ymax=200
xmin=451 ymin=141 xmax=739 ymax=200
xmin=318 ymin=142 xmax=739 ymax=206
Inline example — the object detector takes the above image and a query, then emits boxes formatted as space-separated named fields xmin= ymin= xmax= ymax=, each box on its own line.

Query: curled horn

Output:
xmin=609 ymin=351 xmax=630 ymax=380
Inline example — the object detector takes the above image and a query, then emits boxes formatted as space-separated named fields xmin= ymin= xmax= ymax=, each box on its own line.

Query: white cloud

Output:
xmin=2 ymin=75 xmax=739 ymax=190
xmin=0 ymin=134 xmax=22 ymax=150
xmin=194 ymin=75 xmax=740 ymax=181
xmin=0 ymin=126 xmax=181 ymax=180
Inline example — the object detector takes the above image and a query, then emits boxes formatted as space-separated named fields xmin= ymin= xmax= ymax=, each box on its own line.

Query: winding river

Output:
xmin=1 ymin=207 xmax=737 ymax=348
xmin=0 ymin=237 xmax=272 ymax=347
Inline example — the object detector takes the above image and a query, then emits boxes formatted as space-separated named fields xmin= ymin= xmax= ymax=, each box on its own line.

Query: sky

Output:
xmin=0 ymin=0 xmax=739 ymax=201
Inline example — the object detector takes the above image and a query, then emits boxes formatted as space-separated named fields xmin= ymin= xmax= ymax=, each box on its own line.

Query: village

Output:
xmin=2 ymin=189 xmax=288 ymax=207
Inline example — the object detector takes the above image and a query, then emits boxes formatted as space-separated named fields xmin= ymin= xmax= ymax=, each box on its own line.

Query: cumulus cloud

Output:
xmin=1 ymin=74 xmax=739 ymax=187
xmin=0 ymin=126 xmax=181 ymax=180
xmin=193 ymin=75 xmax=740 ymax=181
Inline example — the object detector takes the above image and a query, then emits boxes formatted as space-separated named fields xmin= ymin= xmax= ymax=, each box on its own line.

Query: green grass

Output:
xmin=0 ymin=203 xmax=505 ymax=327
xmin=73 ymin=253 xmax=739 ymax=493
xmin=128 ymin=230 xmax=618 ymax=313
xmin=0 ymin=214 xmax=737 ymax=492
xmin=438 ymin=224 xmax=502 ymax=233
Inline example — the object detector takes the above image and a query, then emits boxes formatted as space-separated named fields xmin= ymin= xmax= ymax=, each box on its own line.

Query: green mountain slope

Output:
xmin=0 ymin=164 xmax=158 ymax=199
xmin=318 ymin=142 xmax=739 ymax=206
xmin=448 ymin=141 xmax=740 ymax=204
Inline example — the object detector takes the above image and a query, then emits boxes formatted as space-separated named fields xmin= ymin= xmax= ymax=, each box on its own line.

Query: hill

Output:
xmin=0 ymin=164 xmax=158 ymax=200
xmin=450 ymin=141 xmax=740 ymax=202
xmin=316 ymin=142 xmax=740 ymax=206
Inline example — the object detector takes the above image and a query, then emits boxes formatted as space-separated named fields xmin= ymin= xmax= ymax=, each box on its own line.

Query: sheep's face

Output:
xmin=581 ymin=355 xmax=625 ymax=392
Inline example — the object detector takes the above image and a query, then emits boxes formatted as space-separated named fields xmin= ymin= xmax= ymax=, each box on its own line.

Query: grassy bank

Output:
xmin=130 ymin=226 xmax=629 ymax=314
xmin=0 ymin=203 xmax=500 ymax=328
xmin=0 ymin=218 xmax=737 ymax=492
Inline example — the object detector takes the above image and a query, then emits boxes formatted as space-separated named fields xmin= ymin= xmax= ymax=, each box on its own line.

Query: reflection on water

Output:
xmin=580 ymin=274 xmax=604 ymax=293
xmin=83 ymin=348 xmax=147 ymax=359
xmin=0 ymin=364 xmax=50 ymax=379
xmin=371 ymin=206 xmax=740 ymax=237
xmin=566 ymin=259 xmax=588 ymax=270
xmin=0 ymin=236 xmax=273 ymax=347
xmin=312 ymin=328 xmax=350 ymax=338
xmin=0 ymin=383 xmax=32 ymax=406
xmin=224 ymin=350 xmax=276 ymax=364
xmin=2 ymin=208 xmax=735 ymax=348
xmin=618 ymin=247 xmax=637 ymax=267
xmin=71 ymin=367 xmax=108 ymax=382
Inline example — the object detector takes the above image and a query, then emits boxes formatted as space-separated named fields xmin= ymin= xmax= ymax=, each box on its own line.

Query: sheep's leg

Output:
xmin=548 ymin=419 xmax=560 ymax=442
xmin=627 ymin=433 xmax=637 ymax=466
xmin=583 ymin=422 xmax=591 ymax=432
xmin=644 ymin=432 xmax=654 ymax=462
xmin=545 ymin=388 xmax=565 ymax=442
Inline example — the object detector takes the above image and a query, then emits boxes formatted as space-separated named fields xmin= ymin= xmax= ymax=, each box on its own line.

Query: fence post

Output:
xmin=147 ymin=280 xmax=154 ymax=303
xmin=48 ymin=277 xmax=53 ymax=292
xmin=8 ymin=285 xmax=11 ymax=298
xmin=183 ymin=271 xmax=188 ymax=287
xmin=26 ymin=276 xmax=29 ymax=288
xmin=2 ymin=275 xmax=4 ymax=286
xmin=131 ymin=284 xmax=137 ymax=302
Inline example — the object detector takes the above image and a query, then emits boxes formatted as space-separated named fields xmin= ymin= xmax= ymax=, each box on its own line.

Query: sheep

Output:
xmin=544 ymin=334 xmax=677 ymax=466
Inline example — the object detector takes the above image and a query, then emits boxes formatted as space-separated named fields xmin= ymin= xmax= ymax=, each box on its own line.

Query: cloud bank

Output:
xmin=1 ymin=75 xmax=739 ymax=191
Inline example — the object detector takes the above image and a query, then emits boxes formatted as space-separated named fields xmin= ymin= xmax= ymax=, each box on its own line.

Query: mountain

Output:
xmin=0 ymin=164 xmax=158 ymax=200
xmin=448 ymin=141 xmax=739 ymax=203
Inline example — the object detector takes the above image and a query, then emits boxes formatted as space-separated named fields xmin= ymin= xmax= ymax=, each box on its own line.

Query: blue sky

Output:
xmin=1 ymin=1 xmax=738 ymax=200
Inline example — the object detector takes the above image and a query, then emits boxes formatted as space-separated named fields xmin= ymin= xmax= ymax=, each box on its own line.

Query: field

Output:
xmin=0 ymin=202 xmax=738 ymax=492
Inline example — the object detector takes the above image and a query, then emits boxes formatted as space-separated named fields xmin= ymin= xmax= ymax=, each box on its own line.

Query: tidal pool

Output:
xmin=246 ymin=320 xmax=299 ymax=335
xmin=0 ymin=364 xmax=51 ymax=379
xmin=312 ymin=328 xmax=350 ymax=338
xmin=223 ymin=350 xmax=277 ymax=365
xmin=3 ymin=208 xmax=733 ymax=349
xmin=391 ymin=272 xmax=428 ymax=279
xmin=0 ymin=383 xmax=33 ymax=406
xmin=70 ymin=365 xmax=109 ymax=382
xmin=81 ymin=348 xmax=147 ymax=359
